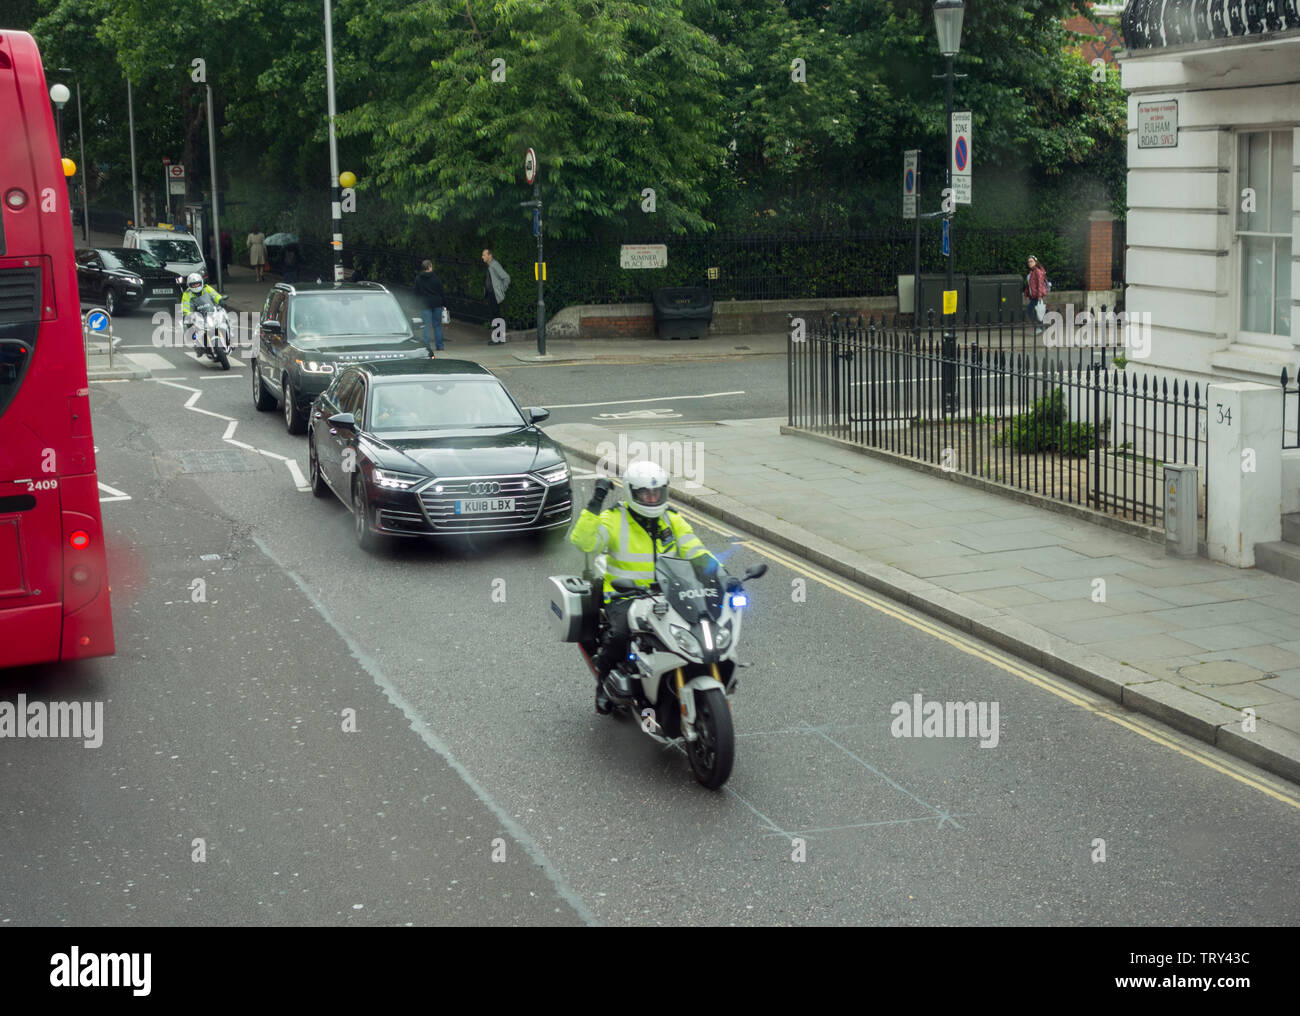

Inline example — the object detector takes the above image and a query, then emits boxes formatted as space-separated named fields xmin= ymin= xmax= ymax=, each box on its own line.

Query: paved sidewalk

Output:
xmin=547 ymin=416 xmax=1300 ymax=785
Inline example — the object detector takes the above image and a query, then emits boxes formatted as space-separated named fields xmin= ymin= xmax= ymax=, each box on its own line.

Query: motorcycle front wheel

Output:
xmin=688 ymin=687 xmax=734 ymax=789
xmin=214 ymin=330 xmax=230 ymax=370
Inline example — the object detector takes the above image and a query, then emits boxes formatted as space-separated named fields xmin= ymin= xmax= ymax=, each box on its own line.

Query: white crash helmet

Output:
xmin=623 ymin=459 xmax=670 ymax=519
xmin=186 ymin=272 xmax=204 ymax=292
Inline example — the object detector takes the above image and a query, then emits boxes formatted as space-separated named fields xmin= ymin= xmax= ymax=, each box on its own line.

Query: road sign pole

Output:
xmin=913 ymin=166 xmax=921 ymax=332
xmin=942 ymin=53 xmax=957 ymax=415
xmin=535 ymin=181 xmax=545 ymax=356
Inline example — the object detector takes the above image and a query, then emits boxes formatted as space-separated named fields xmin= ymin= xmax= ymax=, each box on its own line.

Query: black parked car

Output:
xmin=251 ymin=281 xmax=429 ymax=434
xmin=75 ymin=247 xmax=184 ymax=315
xmin=306 ymin=359 xmax=573 ymax=551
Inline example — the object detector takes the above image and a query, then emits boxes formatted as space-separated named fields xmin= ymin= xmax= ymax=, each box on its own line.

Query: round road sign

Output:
xmin=954 ymin=137 xmax=969 ymax=172
xmin=86 ymin=308 xmax=111 ymax=332
xmin=524 ymin=147 xmax=537 ymax=185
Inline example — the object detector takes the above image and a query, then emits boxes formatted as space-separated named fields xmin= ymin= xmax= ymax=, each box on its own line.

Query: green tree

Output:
xmin=336 ymin=0 xmax=728 ymax=239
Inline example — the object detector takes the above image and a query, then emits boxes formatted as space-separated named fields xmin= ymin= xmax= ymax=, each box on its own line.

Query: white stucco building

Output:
xmin=1119 ymin=1 xmax=1299 ymax=387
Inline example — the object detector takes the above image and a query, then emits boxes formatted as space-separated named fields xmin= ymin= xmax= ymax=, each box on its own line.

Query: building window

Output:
xmin=1236 ymin=131 xmax=1293 ymax=339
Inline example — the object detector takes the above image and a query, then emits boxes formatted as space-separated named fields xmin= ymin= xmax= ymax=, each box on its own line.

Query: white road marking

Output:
xmin=127 ymin=352 xmax=180 ymax=373
xmin=98 ymin=481 xmax=131 ymax=503
xmin=89 ymin=378 xmax=131 ymax=383
xmin=156 ymin=379 xmax=311 ymax=492
xmin=594 ymin=408 xmax=683 ymax=420
xmin=547 ymin=390 xmax=743 ymax=409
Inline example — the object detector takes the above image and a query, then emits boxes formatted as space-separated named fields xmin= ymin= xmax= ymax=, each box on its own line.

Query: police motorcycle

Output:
xmin=548 ymin=543 xmax=766 ymax=791
xmin=185 ymin=289 xmax=232 ymax=370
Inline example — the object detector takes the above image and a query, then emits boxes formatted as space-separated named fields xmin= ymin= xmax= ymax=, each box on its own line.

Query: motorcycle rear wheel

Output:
xmin=688 ymin=687 xmax=734 ymax=789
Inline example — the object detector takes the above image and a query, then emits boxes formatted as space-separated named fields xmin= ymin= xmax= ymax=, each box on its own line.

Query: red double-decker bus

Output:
xmin=1 ymin=29 xmax=115 ymax=667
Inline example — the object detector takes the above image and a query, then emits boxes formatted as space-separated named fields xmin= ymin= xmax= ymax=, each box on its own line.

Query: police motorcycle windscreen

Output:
xmin=656 ymin=555 xmax=723 ymax=620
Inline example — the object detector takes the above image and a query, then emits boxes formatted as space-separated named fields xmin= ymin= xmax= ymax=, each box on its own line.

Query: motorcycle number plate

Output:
xmin=455 ymin=498 xmax=515 ymax=515
xmin=152 ymin=287 xmax=172 ymax=295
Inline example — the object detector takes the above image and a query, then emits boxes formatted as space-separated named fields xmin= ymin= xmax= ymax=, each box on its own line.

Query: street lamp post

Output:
xmin=933 ymin=0 xmax=965 ymax=415
xmin=204 ymin=78 xmax=223 ymax=291
xmin=324 ymin=0 xmax=343 ymax=285
xmin=56 ymin=70 xmax=90 ymax=245
xmin=49 ymin=82 xmax=68 ymax=152
xmin=127 ymin=78 xmax=140 ymax=228
xmin=48 ymin=83 xmax=73 ymax=236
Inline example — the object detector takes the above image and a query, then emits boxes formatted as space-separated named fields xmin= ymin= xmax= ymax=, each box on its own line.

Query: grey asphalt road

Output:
xmin=3 ymin=312 xmax=1299 ymax=927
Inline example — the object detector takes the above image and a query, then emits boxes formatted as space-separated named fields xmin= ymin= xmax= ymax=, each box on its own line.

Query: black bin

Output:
xmin=918 ymin=273 xmax=967 ymax=325
xmin=968 ymin=274 xmax=1025 ymax=322
xmin=652 ymin=286 xmax=714 ymax=340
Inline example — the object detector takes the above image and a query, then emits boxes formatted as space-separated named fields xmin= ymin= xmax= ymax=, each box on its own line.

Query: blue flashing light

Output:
xmin=730 ymin=594 xmax=748 ymax=609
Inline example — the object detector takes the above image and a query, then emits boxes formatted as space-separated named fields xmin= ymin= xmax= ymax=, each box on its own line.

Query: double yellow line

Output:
xmin=674 ymin=505 xmax=1300 ymax=810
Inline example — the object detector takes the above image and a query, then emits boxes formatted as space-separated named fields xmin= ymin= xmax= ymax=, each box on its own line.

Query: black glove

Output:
xmin=587 ymin=477 xmax=614 ymax=513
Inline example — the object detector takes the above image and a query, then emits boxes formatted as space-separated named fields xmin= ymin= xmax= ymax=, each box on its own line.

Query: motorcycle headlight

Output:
xmin=670 ymin=624 xmax=702 ymax=660
xmin=296 ymin=358 xmax=335 ymax=374
xmin=373 ymin=468 xmax=422 ymax=490
xmin=714 ymin=620 xmax=732 ymax=650
xmin=535 ymin=463 xmax=569 ymax=485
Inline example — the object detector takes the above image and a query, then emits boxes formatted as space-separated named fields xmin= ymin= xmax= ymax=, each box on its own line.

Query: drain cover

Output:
xmin=178 ymin=449 xmax=256 ymax=473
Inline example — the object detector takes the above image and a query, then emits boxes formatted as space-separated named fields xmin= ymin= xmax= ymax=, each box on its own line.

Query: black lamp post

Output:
xmin=934 ymin=0 xmax=964 ymax=414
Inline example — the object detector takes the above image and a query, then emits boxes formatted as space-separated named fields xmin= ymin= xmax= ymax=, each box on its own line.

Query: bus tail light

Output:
xmin=4 ymin=188 xmax=28 ymax=209
xmin=70 ymin=529 xmax=90 ymax=549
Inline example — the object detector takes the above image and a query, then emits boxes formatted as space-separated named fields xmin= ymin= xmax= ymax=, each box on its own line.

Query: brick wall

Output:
xmin=580 ymin=315 xmax=656 ymax=337
xmin=1085 ymin=212 xmax=1114 ymax=292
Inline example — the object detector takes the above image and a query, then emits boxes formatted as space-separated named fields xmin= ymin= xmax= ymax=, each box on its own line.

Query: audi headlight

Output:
xmin=373 ymin=468 xmax=422 ymax=490
xmin=670 ymin=625 xmax=703 ymax=660
xmin=296 ymin=358 xmax=335 ymax=374
xmin=535 ymin=463 xmax=569 ymax=485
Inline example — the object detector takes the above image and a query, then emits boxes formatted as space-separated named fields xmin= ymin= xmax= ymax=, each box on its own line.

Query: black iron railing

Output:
xmin=789 ymin=314 xmax=1207 ymax=533
xmin=1284 ymin=367 xmax=1300 ymax=451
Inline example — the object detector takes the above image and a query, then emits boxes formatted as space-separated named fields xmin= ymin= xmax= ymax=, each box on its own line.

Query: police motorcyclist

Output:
xmin=569 ymin=460 xmax=728 ymax=714
xmin=180 ymin=272 xmax=224 ymax=357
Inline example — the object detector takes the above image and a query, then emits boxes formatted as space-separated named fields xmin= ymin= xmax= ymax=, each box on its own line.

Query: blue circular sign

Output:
xmin=905 ymin=168 xmax=915 ymax=192
xmin=87 ymin=311 xmax=109 ymax=332
xmin=954 ymin=137 xmax=968 ymax=171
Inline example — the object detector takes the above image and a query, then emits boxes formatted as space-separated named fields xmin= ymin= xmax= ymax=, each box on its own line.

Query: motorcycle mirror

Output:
xmin=743 ymin=563 xmax=768 ymax=580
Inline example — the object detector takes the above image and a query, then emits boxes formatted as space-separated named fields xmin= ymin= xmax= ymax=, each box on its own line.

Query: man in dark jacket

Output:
xmin=413 ymin=259 xmax=445 ymax=355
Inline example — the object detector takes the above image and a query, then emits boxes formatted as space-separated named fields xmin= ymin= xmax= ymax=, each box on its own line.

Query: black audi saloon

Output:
xmin=307 ymin=359 xmax=574 ymax=551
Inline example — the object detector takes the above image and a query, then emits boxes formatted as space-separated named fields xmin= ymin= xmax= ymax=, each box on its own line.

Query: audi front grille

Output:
xmin=417 ymin=474 xmax=549 ymax=532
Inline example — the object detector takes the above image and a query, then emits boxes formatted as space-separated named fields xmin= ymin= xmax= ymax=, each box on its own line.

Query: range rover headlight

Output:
xmin=296 ymin=358 xmax=335 ymax=374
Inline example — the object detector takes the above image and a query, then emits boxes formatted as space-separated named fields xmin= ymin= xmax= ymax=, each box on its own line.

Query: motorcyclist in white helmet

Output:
xmin=180 ymin=272 xmax=224 ymax=357
xmin=570 ymin=459 xmax=729 ymax=713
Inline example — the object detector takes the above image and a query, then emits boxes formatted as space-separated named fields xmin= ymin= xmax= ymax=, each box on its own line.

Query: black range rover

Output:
xmin=306 ymin=359 xmax=573 ymax=551
xmin=251 ymin=281 xmax=429 ymax=433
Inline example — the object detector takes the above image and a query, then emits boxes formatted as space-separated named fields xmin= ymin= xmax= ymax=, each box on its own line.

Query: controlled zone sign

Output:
xmin=951 ymin=111 xmax=971 ymax=205
xmin=903 ymin=149 xmax=918 ymax=220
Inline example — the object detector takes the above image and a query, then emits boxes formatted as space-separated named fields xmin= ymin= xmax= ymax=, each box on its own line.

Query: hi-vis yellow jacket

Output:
xmin=570 ymin=502 xmax=717 ymax=596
